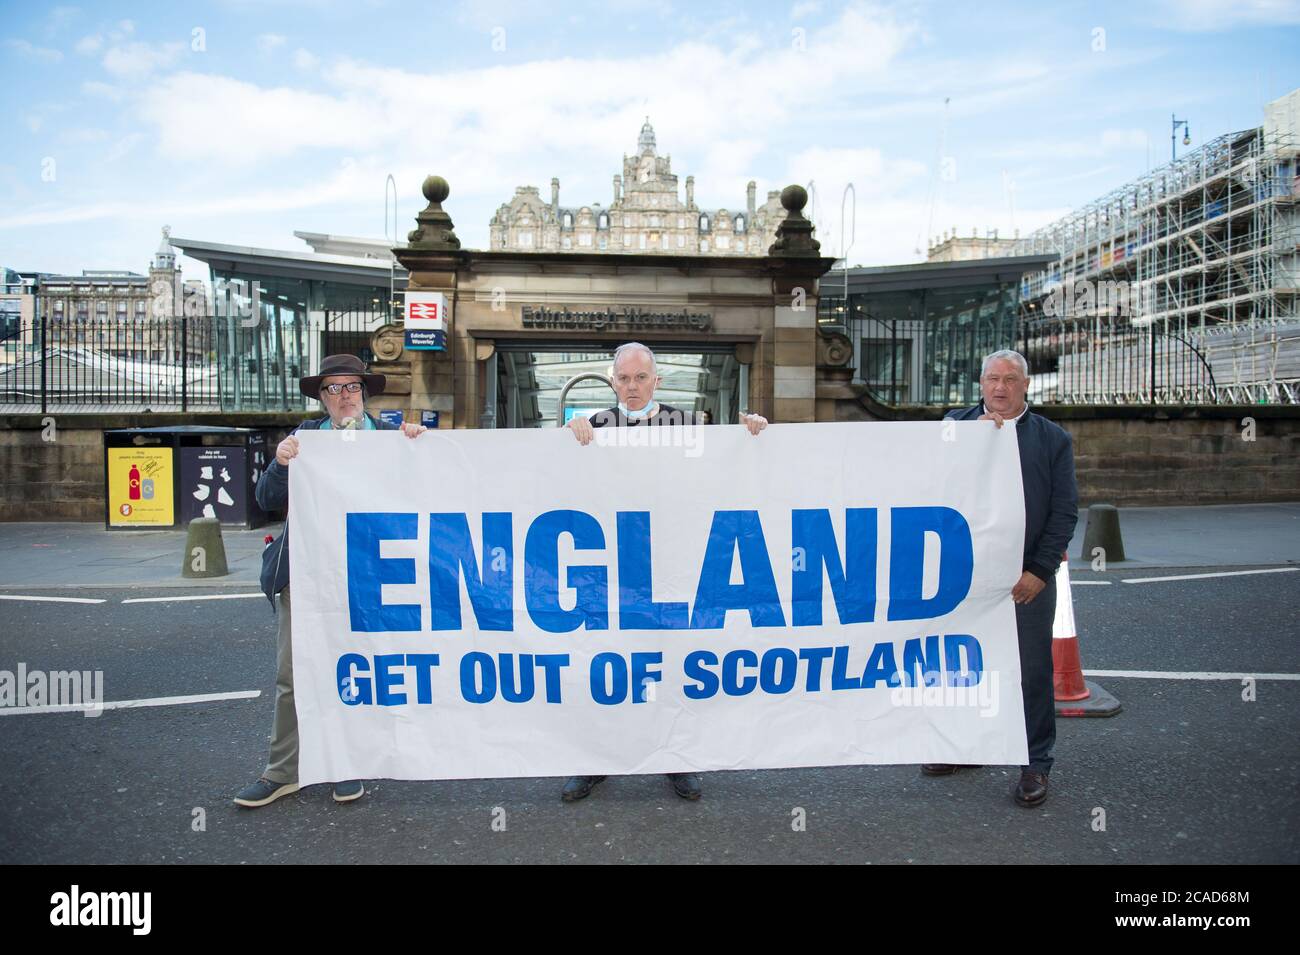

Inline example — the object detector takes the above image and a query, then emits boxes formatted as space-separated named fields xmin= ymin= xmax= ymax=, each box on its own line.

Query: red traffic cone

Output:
xmin=1052 ymin=557 xmax=1121 ymax=717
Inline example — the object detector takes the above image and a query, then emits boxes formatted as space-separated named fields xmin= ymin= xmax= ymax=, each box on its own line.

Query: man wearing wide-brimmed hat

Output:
xmin=235 ymin=354 xmax=429 ymax=809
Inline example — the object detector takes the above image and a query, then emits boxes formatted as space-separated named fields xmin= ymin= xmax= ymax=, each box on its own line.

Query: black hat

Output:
xmin=299 ymin=353 xmax=386 ymax=399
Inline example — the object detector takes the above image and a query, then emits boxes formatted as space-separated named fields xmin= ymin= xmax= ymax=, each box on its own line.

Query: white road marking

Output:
xmin=1070 ymin=579 xmax=1111 ymax=585
xmin=1121 ymin=567 xmax=1298 ymax=584
xmin=121 ymin=593 xmax=264 ymax=604
xmin=0 ymin=689 xmax=261 ymax=716
xmin=0 ymin=595 xmax=106 ymax=604
xmin=1085 ymin=669 xmax=1300 ymax=681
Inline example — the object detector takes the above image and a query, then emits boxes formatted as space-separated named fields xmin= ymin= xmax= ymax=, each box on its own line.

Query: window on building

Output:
xmin=623 ymin=234 xmax=633 ymax=247
xmin=677 ymin=217 xmax=684 ymax=229
xmin=717 ymin=235 xmax=730 ymax=250
xmin=563 ymin=213 xmax=573 ymax=229
xmin=862 ymin=339 xmax=912 ymax=405
xmin=650 ymin=216 xmax=660 ymax=227
xmin=562 ymin=237 xmax=572 ymax=249
xmin=700 ymin=239 xmax=709 ymax=252
xmin=579 ymin=233 xmax=593 ymax=247
xmin=640 ymin=233 xmax=647 ymax=249
xmin=519 ymin=232 xmax=534 ymax=248
xmin=677 ymin=234 xmax=685 ymax=248
xmin=736 ymin=215 xmax=745 ymax=232
xmin=598 ymin=213 xmax=609 ymax=229
xmin=116 ymin=300 xmax=127 ymax=318
xmin=623 ymin=215 xmax=633 ymax=228
xmin=96 ymin=301 xmax=108 ymax=320
xmin=136 ymin=300 xmax=146 ymax=317
xmin=699 ymin=214 xmax=710 ymax=231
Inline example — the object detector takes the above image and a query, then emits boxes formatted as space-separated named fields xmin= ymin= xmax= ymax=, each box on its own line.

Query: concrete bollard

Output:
xmin=1081 ymin=503 xmax=1126 ymax=564
xmin=182 ymin=517 xmax=230 ymax=578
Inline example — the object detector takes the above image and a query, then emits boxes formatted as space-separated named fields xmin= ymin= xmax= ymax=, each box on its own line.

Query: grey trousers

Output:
xmin=263 ymin=585 xmax=298 ymax=784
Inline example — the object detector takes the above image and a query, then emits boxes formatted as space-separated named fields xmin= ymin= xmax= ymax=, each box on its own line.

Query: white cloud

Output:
xmin=139 ymin=73 xmax=378 ymax=163
xmin=4 ymin=39 xmax=64 ymax=63
xmin=1151 ymin=0 xmax=1300 ymax=30
xmin=293 ymin=48 xmax=319 ymax=70
xmin=75 ymin=34 xmax=103 ymax=55
xmin=257 ymin=33 xmax=287 ymax=54
xmin=81 ymin=80 xmax=125 ymax=102
xmin=46 ymin=6 xmax=81 ymax=34
xmin=0 ymin=158 xmax=414 ymax=230
xmin=133 ymin=2 xmax=915 ymax=178
xmin=119 ymin=19 xmax=135 ymax=35
xmin=60 ymin=128 xmax=113 ymax=146
xmin=102 ymin=40 xmax=185 ymax=79
xmin=791 ymin=1 xmax=822 ymax=18
xmin=982 ymin=128 xmax=1153 ymax=162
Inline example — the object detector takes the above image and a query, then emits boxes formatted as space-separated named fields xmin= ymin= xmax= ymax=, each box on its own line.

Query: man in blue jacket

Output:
xmin=922 ymin=349 xmax=1078 ymax=807
xmin=235 ymin=354 xmax=428 ymax=808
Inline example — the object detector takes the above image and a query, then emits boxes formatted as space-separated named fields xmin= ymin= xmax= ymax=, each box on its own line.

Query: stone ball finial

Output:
xmin=422 ymin=175 xmax=450 ymax=204
xmin=780 ymin=184 xmax=808 ymax=213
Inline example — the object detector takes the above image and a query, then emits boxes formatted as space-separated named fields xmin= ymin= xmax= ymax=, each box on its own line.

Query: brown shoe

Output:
xmin=1014 ymin=770 xmax=1049 ymax=807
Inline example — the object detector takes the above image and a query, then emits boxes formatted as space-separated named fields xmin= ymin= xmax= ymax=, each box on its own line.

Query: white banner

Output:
xmin=288 ymin=421 xmax=1028 ymax=783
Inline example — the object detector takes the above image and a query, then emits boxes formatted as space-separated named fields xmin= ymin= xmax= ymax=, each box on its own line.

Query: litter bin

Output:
xmin=103 ymin=425 xmax=271 ymax=530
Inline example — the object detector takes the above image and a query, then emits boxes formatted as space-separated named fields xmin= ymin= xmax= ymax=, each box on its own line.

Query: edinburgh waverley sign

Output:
xmin=521 ymin=306 xmax=712 ymax=332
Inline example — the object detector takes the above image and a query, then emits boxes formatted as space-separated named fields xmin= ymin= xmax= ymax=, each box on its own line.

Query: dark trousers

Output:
xmin=1016 ymin=576 xmax=1057 ymax=774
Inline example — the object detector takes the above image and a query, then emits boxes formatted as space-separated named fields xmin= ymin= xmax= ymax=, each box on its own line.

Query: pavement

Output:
xmin=0 ymin=503 xmax=1297 ymax=864
xmin=0 ymin=501 xmax=1295 ymax=591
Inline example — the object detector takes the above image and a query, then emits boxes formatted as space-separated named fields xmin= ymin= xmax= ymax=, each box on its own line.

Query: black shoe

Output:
xmin=667 ymin=773 xmax=702 ymax=800
xmin=332 ymin=779 xmax=365 ymax=803
xmin=1014 ymin=770 xmax=1049 ymax=807
xmin=920 ymin=763 xmax=983 ymax=777
xmin=561 ymin=775 xmax=606 ymax=802
xmin=233 ymin=777 xmax=299 ymax=808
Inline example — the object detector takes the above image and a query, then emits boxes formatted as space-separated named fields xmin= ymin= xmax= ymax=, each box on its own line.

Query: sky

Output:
xmin=2 ymin=0 xmax=1299 ymax=281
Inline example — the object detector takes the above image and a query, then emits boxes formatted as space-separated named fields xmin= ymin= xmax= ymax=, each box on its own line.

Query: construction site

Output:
xmin=1016 ymin=89 xmax=1300 ymax=404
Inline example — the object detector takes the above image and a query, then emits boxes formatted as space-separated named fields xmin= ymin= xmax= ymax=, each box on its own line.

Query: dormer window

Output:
xmin=563 ymin=213 xmax=573 ymax=229
xmin=735 ymin=215 xmax=745 ymax=233
xmin=699 ymin=214 xmax=710 ymax=231
xmin=598 ymin=213 xmax=609 ymax=229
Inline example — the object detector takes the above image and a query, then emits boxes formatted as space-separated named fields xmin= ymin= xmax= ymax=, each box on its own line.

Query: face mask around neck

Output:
xmin=619 ymin=401 xmax=657 ymax=419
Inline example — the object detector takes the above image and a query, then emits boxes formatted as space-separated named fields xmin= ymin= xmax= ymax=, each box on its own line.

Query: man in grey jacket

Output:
xmin=922 ymin=349 xmax=1079 ymax=807
xmin=235 ymin=354 xmax=427 ymax=808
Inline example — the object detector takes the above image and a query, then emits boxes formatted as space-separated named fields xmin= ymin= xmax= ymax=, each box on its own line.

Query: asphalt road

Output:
xmin=1 ymin=567 xmax=1297 ymax=864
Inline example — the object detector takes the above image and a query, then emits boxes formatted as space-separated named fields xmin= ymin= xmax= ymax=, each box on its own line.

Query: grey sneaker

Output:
xmin=332 ymin=780 xmax=365 ymax=803
xmin=234 ymin=777 xmax=299 ymax=808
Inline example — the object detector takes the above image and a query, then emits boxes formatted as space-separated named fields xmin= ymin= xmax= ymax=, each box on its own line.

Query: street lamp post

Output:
xmin=1171 ymin=115 xmax=1191 ymax=162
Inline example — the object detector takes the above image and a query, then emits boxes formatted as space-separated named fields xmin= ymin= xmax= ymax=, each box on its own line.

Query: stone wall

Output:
xmin=0 ymin=412 xmax=304 ymax=522
xmin=822 ymin=384 xmax=1300 ymax=506
xmin=3 ymin=399 xmax=1297 ymax=522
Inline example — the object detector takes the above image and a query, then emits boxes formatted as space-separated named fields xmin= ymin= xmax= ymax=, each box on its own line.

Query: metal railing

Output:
xmin=0 ymin=306 xmax=387 ymax=413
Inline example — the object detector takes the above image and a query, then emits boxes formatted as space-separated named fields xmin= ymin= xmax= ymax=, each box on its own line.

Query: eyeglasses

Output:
xmin=321 ymin=382 xmax=364 ymax=395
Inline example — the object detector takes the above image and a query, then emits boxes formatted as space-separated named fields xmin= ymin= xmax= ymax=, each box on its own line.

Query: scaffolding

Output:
xmin=1016 ymin=113 xmax=1300 ymax=404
